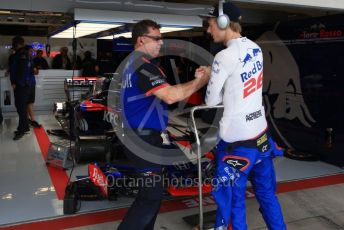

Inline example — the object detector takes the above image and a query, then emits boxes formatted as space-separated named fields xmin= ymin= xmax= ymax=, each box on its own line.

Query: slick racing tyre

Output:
xmin=73 ymin=136 xmax=82 ymax=164
xmin=63 ymin=182 xmax=81 ymax=214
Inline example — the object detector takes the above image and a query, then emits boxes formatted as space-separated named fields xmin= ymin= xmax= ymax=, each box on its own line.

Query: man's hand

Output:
xmin=154 ymin=66 xmax=211 ymax=105
xmin=195 ymin=66 xmax=211 ymax=80
xmin=194 ymin=66 xmax=211 ymax=88
xmin=11 ymin=84 xmax=16 ymax=90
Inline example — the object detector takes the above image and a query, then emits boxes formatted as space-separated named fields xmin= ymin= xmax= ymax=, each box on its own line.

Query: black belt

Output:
xmin=226 ymin=130 xmax=270 ymax=152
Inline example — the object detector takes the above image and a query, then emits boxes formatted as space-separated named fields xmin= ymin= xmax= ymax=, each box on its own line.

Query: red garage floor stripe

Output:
xmin=276 ymin=173 xmax=344 ymax=194
xmin=2 ymin=172 xmax=344 ymax=230
xmin=34 ymin=128 xmax=69 ymax=200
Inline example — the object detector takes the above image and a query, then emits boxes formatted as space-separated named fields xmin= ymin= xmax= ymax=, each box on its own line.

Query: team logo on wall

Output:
xmin=256 ymin=31 xmax=315 ymax=128
xmin=31 ymin=42 xmax=44 ymax=50
xmin=299 ymin=23 xmax=343 ymax=39
xmin=256 ymin=31 xmax=316 ymax=152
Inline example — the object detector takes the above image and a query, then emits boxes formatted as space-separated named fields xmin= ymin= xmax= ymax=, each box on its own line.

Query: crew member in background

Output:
xmin=81 ymin=50 xmax=99 ymax=76
xmin=9 ymin=36 xmax=31 ymax=140
xmin=52 ymin=46 xmax=72 ymax=69
xmin=97 ymin=51 xmax=114 ymax=76
xmin=118 ymin=19 xmax=210 ymax=230
xmin=33 ymin=49 xmax=49 ymax=69
xmin=199 ymin=2 xmax=286 ymax=230
xmin=25 ymin=45 xmax=41 ymax=128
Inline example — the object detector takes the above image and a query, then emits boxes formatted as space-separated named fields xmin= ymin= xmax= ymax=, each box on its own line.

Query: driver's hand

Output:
xmin=195 ymin=66 xmax=211 ymax=79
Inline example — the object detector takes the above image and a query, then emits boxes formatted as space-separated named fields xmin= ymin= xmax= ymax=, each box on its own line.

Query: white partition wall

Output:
xmin=0 ymin=70 xmax=81 ymax=112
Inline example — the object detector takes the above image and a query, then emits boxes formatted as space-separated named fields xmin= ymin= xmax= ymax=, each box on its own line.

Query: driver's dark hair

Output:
xmin=132 ymin=20 xmax=161 ymax=45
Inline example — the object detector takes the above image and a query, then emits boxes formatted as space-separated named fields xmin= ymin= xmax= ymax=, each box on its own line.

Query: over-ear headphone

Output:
xmin=217 ymin=0 xmax=230 ymax=30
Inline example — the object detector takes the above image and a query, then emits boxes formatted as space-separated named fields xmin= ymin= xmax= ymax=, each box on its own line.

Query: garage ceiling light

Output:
xmin=75 ymin=8 xmax=202 ymax=28
xmin=0 ymin=10 xmax=11 ymax=14
xmin=51 ymin=22 xmax=122 ymax=38
xmin=160 ymin=26 xmax=192 ymax=33
xmin=98 ymin=26 xmax=192 ymax=39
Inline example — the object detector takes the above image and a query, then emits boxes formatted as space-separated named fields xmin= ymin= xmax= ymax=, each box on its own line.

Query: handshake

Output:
xmin=194 ymin=66 xmax=211 ymax=80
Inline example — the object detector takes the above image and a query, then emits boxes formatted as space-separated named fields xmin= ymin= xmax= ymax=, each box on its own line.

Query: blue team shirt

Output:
xmin=10 ymin=47 xmax=35 ymax=87
xmin=121 ymin=52 xmax=169 ymax=131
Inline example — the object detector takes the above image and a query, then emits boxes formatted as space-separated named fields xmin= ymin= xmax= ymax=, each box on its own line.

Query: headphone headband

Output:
xmin=219 ymin=0 xmax=225 ymax=16
xmin=219 ymin=0 xmax=225 ymax=17
xmin=217 ymin=0 xmax=230 ymax=30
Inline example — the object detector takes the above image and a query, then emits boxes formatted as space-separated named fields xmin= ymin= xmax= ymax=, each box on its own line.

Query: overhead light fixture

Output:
xmin=0 ymin=10 xmax=11 ymax=14
xmin=98 ymin=26 xmax=192 ymax=40
xmin=51 ymin=22 xmax=123 ymax=38
xmin=160 ymin=26 xmax=192 ymax=33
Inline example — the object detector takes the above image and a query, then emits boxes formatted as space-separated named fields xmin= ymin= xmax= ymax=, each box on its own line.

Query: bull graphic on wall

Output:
xmin=256 ymin=31 xmax=315 ymax=128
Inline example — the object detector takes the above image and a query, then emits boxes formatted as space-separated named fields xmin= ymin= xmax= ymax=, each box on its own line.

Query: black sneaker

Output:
xmin=14 ymin=128 xmax=30 ymax=135
xmin=13 ymin=132 xmax=25 ymax=140
xmin=29 ymin=119 xmax=42 ymax=128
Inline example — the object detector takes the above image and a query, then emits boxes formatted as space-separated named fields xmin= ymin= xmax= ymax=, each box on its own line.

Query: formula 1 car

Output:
xmin=63 ymin=151 xmax=215 ymax=215
xmin=51 ymin=74 xmax=122 ymax=162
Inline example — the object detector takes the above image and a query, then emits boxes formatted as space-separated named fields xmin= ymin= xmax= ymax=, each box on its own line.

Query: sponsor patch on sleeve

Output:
xmin=137 ymin=63 xmax=168 ymax=95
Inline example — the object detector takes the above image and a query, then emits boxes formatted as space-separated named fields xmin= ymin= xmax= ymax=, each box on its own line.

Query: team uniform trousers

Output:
xmin=214 ymin=136 xmax=286 ymax=230
xmin=117 ymin=131 xmax=164 ymax=230
xmin=14 ymin=85 xmax=30 ymax=132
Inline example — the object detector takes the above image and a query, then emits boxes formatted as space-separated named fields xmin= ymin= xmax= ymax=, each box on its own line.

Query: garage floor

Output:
xmin=68 ymin=183 xmax=344 ymax=230
xmin=0 ymin=112 xmax=344 ymax=229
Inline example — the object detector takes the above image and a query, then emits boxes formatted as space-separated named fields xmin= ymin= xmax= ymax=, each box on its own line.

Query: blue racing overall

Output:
xmin=213 ymin=131 xmax=286 ymax=230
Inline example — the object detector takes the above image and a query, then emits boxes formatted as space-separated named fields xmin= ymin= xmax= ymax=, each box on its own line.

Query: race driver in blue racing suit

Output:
xmin=199 ymin=2 xmax=286 ymax=229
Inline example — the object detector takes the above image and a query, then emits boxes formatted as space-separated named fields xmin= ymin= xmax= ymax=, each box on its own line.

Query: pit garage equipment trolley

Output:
xmin=190 ymin=105 xmax=224 ymax=230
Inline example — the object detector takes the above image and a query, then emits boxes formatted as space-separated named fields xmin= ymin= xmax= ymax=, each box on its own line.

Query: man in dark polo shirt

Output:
xmin=118 ymin=20 xmax=210 ymax=230
xmin=10 ymin=36 xmax=33 ymax=140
